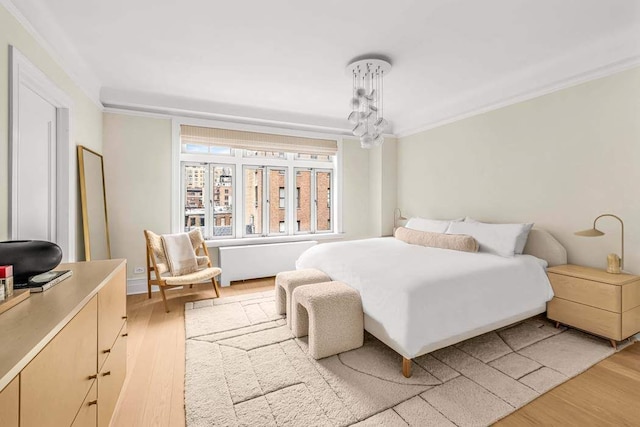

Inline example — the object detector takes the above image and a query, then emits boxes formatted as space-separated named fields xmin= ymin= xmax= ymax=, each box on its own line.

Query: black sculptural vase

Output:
xmin=0 ymin=240 xmax=63 ymax=284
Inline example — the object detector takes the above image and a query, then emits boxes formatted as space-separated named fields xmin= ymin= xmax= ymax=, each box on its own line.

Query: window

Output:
xmin=295 ymin=168 xmax=333 ymax=233
xmin=182 ymin=163 xmax=234 ymax=239
xmin=244 ymin=150 xmax=285 ymax=159
xmin=315 ymin=170 xmax=332 ymax=232
xmin=178 ymin=123 xmax=338 ymax=240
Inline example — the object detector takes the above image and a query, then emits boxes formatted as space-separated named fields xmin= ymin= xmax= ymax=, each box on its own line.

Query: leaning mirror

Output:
xmin=78 ymin=145 xmax=111 ymax=260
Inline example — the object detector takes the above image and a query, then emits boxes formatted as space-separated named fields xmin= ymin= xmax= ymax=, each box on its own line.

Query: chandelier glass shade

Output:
xmin=346 ymin=58 xmax=391 ymax=148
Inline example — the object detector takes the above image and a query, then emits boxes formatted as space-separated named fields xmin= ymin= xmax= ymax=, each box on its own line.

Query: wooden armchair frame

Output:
xmin=144 ymin=230 xmax=220 ymax=312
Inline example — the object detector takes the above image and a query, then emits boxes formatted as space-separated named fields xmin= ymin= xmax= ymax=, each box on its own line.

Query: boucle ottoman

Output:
xmin=275 ymin=268 xmax=331 ymax=328
xmin=291 ymin=281 xmax=364 ymax=359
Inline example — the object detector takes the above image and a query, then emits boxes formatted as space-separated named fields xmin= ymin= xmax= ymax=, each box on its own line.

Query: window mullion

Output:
xmin=204 ymin=164 xmax=213 ymax=239
xmin=311 ymin=169 xmax=317 ymax=234
xmin=262 ymin=167 xmax=268 ymax=238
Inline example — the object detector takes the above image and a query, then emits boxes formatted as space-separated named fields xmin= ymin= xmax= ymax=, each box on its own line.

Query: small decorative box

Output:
xmin=0 ymin=265 xmax=14 ymax=298
xmin=0 ymin=265 xmax=13 ymax=278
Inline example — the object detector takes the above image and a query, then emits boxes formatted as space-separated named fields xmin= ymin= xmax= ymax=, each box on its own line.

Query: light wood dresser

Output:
xmin=547 ymin=264 xmax=640 ymax=348
xmin=0 ymin=259 xmax=127 ymax=427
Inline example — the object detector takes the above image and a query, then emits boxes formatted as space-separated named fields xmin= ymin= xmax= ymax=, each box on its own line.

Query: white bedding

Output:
xmin=296 ymin=237 xmax=554 ymax=358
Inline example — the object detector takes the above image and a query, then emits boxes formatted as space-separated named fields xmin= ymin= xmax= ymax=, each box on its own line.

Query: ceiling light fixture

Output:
xmin=346 ymin=57 xmax=391 ymax=148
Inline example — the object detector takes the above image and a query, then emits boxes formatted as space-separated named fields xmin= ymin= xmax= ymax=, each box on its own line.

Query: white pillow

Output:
xmin=447 ymin=221 xmax=527 ymax=257
xmin=405 ymin=217 xmax=461 ymax=234
xmin=464 ymin=217 xmax=533 ymax=254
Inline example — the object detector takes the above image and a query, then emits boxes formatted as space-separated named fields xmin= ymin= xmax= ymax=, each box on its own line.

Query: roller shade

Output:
xmin=180 ymin=125 xmax=338 ymax=155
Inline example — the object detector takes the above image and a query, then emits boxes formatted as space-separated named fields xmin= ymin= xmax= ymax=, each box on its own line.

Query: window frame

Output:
xmin=180 ymin=162 xmax=236 ymax=240
xmin=172 ymin=118 xmax=343 ymax=244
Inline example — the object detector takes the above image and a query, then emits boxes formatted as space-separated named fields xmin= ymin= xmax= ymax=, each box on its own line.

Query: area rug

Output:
xmin=184 ymin=291 xmax=629 ymax=427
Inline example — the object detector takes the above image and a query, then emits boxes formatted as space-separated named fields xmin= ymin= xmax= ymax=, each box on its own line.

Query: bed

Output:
xmin=296 ymin=228 xmax=567 ymax=377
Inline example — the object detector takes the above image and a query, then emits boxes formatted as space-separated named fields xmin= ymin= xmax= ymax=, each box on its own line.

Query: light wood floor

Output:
xmin=112 ymin=279 xmax=640 ymax=426
xmin=111 ymin=278 xmax=274 ymax=427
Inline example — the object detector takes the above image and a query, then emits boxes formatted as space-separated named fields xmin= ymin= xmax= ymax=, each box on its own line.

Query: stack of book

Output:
xmin=15 ymin=270 xmax=73 ymax=293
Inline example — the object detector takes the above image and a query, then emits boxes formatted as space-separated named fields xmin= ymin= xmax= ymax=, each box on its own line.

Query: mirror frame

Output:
xmin=78 ymin=145 xmax=111 ymax=260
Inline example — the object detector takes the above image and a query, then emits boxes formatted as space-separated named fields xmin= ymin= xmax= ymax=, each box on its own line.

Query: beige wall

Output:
xmin=103 ymin=116 xmax=377 ymax=282
xmin=0 ymin=4 xmax=103 ymax=260
xmin=398 ymin=67 xmax=640 ymax=273
xmin=103 ymin=113 xmax=172 ymax=278
xmin=342 ymin=138 xmax=375 ymax=239
xmin=368 ymin=138 xmax=398 ymax=237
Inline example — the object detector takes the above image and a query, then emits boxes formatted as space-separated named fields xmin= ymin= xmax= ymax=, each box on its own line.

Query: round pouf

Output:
xmin=0 ymin=240 xmax=63 ymax=284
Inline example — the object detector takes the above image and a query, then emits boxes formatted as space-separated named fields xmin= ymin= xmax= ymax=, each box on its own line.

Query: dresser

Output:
xmin=0 ymin=259 xmax=127 ymax=427
xmin=546 ymin=264 xmax=640 ymax=348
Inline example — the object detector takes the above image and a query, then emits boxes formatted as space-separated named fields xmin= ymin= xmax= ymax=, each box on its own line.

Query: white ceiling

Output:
xmin=9 ymin=0 xmax=640 ymax=135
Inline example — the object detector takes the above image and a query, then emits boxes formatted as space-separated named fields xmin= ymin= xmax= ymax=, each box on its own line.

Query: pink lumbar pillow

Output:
xmin=394 ymin=227 xmax=479 ymax=253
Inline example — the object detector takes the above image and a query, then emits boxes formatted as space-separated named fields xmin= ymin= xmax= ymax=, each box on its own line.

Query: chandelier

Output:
xmin=346 ymin=57 xmax=392 ymax=148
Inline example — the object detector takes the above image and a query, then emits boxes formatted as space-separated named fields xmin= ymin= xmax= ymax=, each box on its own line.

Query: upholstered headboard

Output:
xmin=523 ymin=228 xmax=567 ymax=267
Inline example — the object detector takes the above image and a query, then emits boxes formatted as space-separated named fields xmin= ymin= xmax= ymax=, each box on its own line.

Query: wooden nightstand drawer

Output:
xmin=548 ymin=272 xmax=621 ymax=312
xmin=622 ymin=305 xmax=640 ymax=338
xmin=548 ymin=298 xmax=622 ymax=340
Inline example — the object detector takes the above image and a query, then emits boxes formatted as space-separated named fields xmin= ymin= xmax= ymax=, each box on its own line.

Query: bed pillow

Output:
xmin=394 ymin=227 xmax=479 ymax=253
xmin=405 ymin=217 xmax=462 ymax=234
xmin=464 ymin=217 xmax=534 ymax=254
xmin=446 ymin=221 xmax=527 ymax=257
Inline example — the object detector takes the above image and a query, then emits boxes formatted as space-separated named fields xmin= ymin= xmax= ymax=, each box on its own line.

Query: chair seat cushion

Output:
xmin=163 ymin=267 xmax=221 ymax=285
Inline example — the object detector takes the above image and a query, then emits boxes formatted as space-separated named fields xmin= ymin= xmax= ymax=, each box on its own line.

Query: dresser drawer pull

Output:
xmin=88 ymin=374 xmax=98 ymax=380
xmin=88 ymin=400 xmax=98 ymax=406
xmin=102 ymin=349 xmax=111 ymax=354
xmin=122 ymin=315 xmax=128 ymax=320
xmin=102 ymin=371 xmax=111 ymax=377
xmin=122 ymin=333 xmax=128 ymax=337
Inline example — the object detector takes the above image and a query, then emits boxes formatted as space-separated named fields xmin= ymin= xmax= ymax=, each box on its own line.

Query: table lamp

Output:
xmin=575 ymin=213 xmax=624 ymax=273
xmin=394 ymin=208 xmax=407 ymax=232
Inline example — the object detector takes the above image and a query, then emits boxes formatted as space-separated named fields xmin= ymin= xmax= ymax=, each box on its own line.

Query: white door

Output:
xmin=15 ymin=84 xmax=57 ymax=241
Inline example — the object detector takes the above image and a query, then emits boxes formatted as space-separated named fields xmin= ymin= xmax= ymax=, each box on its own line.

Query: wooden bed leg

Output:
xmin=402 ymin=357 xmax=412 ymax=378
xmin=610 ymin=339 xmax=617 ymax=350
xmin=555 ymin=321 xmax=561 ymax=329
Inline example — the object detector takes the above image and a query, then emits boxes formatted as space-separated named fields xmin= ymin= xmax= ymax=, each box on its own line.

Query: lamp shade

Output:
xmin=574 ymin=228 xmax=605 ymax=237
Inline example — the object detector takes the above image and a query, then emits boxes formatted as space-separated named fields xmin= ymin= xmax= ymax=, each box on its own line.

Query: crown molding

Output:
xmin=101 ymin=88 xmax=362 ymax=137
xmin=0 ymin=0 xmax=103 ymax=108
xmin=395 ymin=28 xmax=640 ymax=137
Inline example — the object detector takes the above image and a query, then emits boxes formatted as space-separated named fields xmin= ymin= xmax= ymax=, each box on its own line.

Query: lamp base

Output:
xmin=606 ymin=253 xmax=621 ymax=274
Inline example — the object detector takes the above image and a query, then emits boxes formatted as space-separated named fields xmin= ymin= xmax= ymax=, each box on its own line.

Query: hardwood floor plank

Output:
xmin=112 ymin=278 xmax=639 ymax=427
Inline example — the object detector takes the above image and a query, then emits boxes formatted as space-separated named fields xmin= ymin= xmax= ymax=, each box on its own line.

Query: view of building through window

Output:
xmin=184 ymin=164 xmax=234 ymax=237
xmin=180 ymin=128 xmax=337 ymax=240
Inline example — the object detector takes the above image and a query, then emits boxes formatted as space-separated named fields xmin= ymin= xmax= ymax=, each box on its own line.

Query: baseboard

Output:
xmin=126 ymin=278 xmax=191 ymax=295
xmin=127 ymin=278 xmax=156 ymax=295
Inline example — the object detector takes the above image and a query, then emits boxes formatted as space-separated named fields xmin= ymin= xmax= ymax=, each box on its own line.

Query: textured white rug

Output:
xmin=184 ymin=291 xmax=625 ymax=426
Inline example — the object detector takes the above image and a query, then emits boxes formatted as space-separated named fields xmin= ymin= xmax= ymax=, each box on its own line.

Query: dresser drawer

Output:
xmin=71 ymin=380 xmax=97 ymax=427
xmin=548 ymin=273 xmax=621 ymax=312
xmin=548 ymin=298 xmax=621 ymax=340
xmin=98 ymin=327 xmax=127 ymax=427
xmin=21 ymin=297 xmax=98 ymax=427
xmin=98 ymin=267 xmax=127 ymax=368
xmin=0 ymin=376 xmax=19 ymax=427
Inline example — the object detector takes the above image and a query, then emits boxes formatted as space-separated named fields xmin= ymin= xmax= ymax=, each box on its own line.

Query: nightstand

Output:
xmin=546 ymin=264 xmax=640 ymax=348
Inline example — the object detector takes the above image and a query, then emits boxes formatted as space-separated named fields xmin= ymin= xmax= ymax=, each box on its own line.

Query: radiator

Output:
xmin=218 ymin=241 xmax=318 ymax=286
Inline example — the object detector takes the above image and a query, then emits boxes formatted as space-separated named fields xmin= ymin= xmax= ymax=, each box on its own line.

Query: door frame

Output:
xmin=9 ymin=46 xmax=76 ymax=261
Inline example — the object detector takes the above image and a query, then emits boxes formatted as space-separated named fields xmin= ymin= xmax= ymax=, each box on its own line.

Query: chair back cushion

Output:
xmin=145 ymin=230 xmax=170 ymax=275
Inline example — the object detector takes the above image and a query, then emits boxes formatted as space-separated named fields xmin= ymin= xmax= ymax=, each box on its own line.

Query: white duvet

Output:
xmin=296 ymin=238 xmax=554 ymax=358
